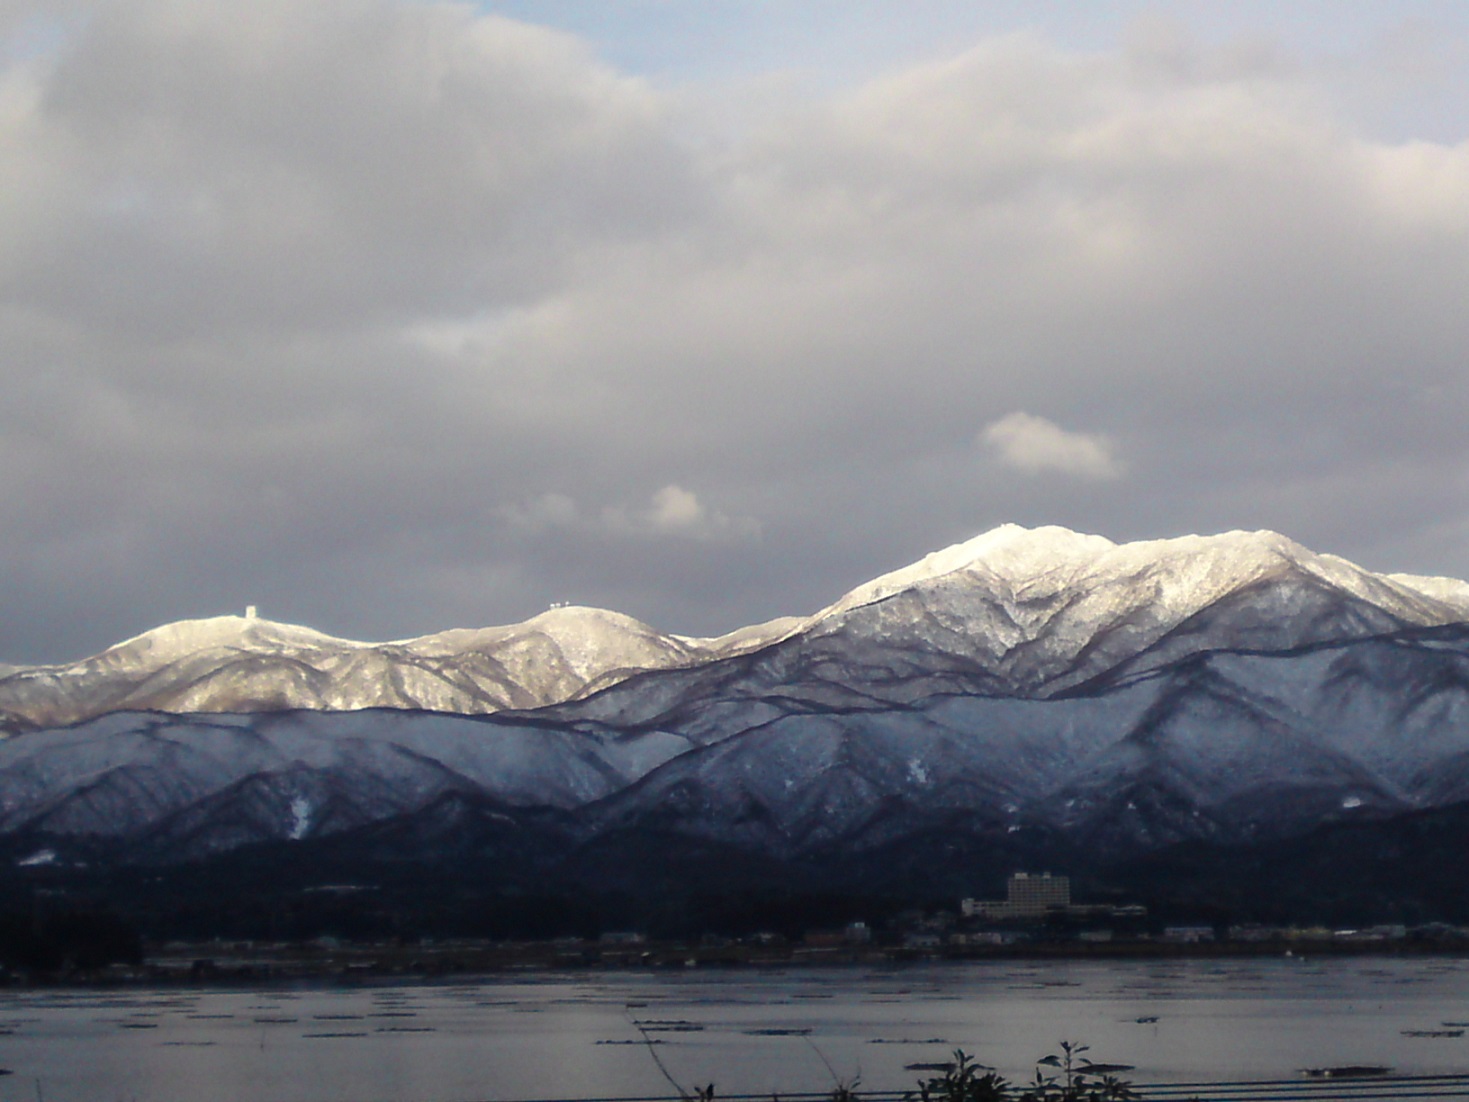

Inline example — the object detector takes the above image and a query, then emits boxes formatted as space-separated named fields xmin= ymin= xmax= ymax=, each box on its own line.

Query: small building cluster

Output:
xmin=961 ymin=872 xmax=1147 ymax=924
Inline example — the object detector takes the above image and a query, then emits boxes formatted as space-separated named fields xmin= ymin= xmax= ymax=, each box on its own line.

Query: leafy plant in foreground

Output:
xmin=906 ymin=1050 xmax=1012 ymax=1102
xmin=1023 ymin=1041 xmax=1137 ymax=1102
xmin=906 ymin=1042 xmax=1137 ymax=1102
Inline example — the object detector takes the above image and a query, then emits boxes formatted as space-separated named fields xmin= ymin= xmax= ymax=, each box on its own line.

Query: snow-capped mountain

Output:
xmin=799 ymin=524 xmax=1467 ymax=693
xmin=5 ymin=525 xmax=1464 ymax=734
xmin=0 ymin=604 xmax=799 ymax=731
xmin=531 ymin=525 xmax=1469 ymax=734
xmin=2 ymin=525 xmax=1469 ymax=894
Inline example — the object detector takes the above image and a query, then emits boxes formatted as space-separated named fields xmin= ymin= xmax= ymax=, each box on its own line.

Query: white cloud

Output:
xmin=505 ymin=486 xmax=760 ymax=544
xmin=648 ymin=484 xmax=705 ymax=532
xmin=604 ymin=485 xmax=762 ymax=542
xmin=981 ymin=412 xmax=1124 ymax=480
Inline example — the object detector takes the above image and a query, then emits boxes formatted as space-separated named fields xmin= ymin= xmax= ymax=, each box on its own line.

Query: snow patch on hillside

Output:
xmin=287 ymin=795 xmax=313 ymax=840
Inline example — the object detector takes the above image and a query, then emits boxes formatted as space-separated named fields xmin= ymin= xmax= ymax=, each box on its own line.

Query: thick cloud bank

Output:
xmin=1 ymin=1 xmax=1466 ymax=660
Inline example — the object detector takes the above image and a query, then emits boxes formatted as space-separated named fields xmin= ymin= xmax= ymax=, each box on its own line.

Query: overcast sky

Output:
xmin=2 ymin=0 xmax=1467 ymax=662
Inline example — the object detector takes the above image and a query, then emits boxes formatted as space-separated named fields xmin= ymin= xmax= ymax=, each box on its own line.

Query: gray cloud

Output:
xmin=1 ymin=2 xmax=1466 ymax=661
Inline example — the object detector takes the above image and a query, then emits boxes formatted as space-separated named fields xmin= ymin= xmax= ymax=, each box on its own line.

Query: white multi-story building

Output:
xmin=962 ymin=872 xmax=1071 ymax=920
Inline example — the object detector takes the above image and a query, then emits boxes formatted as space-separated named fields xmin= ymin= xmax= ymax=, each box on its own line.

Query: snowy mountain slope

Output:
xmin=1036 ymin=660 xmax=1411 ymax=854
xmin=783 ymin=526 xmax=1467 ymax=698
xmin=542 ymin=628 xmax=1469 ymax=864
xmin=3 ymin=526 xmax=1469 ymax=878
xmin=1388 ymin=573 xmax=1469 ymax=612
xmin=0 ymin=708 xmax=692 ymax=856
xmin=0 ymin=606 xmax=790 ymax=731
xmin=531 ymin=528 xmax=1469 ymax=737
xmin=4 ymin=526 xmax=1466 ymax=734
xmin=3 ymin=628 xmax=1469 ymax=868
xmin=1192 ymin=630 xmax=1469 ymax=791
xmin=572 ymin=693 xmax=1152 ymax=859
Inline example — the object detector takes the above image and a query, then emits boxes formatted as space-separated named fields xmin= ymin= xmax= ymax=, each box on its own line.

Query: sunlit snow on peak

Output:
xmin=1388 ymin=573 xmax=1469 ymax=614
xmin=3 ymin=523 xmax=1467 ymax=728
xmin=824 ymin=524 xmax=1115 ymax=614
xmin=106 ymin=615 xmax=352 ymax=666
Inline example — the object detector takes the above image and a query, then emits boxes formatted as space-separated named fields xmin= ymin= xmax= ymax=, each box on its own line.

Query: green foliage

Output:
xmin=635 ymin=1036 xmax=1135 ymax=1102
xmin=906 ymin=1042 xmax=1137 ymax=1102
xmin=906 ymin=1051 xmax=1012 ymax=1102
xmin=1021 ymin=1042 xmax=1137 ymax=1102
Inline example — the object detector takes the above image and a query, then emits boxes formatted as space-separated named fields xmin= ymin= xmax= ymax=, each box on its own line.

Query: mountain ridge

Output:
xmin=3 ymin=525 xmax=1465 ymax=732
xmin=4 ymin=524 xmax=1469 ymax=916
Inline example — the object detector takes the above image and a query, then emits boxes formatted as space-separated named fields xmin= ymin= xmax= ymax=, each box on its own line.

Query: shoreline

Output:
xmin=8 ymin=935 xmax=1469 ymax=989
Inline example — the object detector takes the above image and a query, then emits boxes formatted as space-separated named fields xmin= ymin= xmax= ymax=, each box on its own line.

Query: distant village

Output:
xmin=797 ymin=873 xmax=1428 ymax=955
xmin=16 ymin=870 xmax=1467 ymax=986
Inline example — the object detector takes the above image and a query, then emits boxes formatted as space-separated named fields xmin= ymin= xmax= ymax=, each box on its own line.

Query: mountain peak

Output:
xmin=105 ymin=614 xmax=349 ymax=666
xmin=822 ymin=525 xmax=1116 ymax=616
xmin=843 ymin=526 xmax=1331 ymax=601
xmin=946 ymin=523 xmax=1120 ymax=575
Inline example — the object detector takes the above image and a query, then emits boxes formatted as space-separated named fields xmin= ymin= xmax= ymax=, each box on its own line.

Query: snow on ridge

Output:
xmin=3 ymin=525 xmax=1466 ymax=731
xmin=0 ymin=603 xmax=732 ymax=729
xmin=406 ymin=606 xmax=671 ymax=656
xmin=674 ymin=616 xmax=808 ymax=656
xmin=90 ymin=615 xmax=356 ymax=669
xmin=827 ymin=525 xmax=1116 ymax=612
xmin=508 ymin=605 xmax=700 ymax=679
xmin=813 ymin=525 xmax=1294 ymax=623
xmin=1388 ymin=573 xmax=1469 ymax=611
xmin=817 ymin=525 xmax=1469 ymax=628
xmin=776 ymin=526 xmax=1469 ymax=697
xmin=30 ymin=526 xmax=1469 ymax=677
